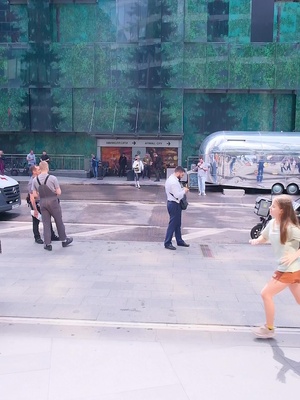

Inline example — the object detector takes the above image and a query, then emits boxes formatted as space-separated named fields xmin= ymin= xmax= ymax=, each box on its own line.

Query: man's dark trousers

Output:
xmin=164 ymin=201 xmax=184 ymax=246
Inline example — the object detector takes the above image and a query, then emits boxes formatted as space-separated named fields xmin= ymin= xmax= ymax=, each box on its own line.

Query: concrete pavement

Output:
xmin=1 ymin=177 xmax=300 ymax=399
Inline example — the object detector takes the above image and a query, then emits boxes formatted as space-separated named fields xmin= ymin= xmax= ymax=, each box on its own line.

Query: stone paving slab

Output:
xmin=0 ymin=321 xmax=300 ymax=400
xmin=1 ymin=238 xmax=300 ymax=328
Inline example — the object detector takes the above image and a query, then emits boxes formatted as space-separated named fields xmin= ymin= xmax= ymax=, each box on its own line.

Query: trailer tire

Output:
xmin=286 ymin=183 xmax=299 ymax=195
xmin=250 ymin=223 xmax=263 ymax=239
xmin=272 ymin=183 xmax=284 ymax=195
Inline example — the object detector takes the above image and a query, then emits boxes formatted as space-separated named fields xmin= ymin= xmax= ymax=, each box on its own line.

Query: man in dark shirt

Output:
xmin=40 ymin=150 xmax=50 ymax=163
xmin=118 ymin=153 xmax=127 ymax=177
xmin=153 ymin=152 xmax=163 ymax=182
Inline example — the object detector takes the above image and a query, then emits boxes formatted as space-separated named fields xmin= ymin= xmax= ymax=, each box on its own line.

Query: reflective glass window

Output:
xmin=207 ymin=0 xmax=229 ymax=42
xmin=28 ymin=0 xmax=51 ymax=43
xmin=161 ymin=42 xmax=183 ymax=88
xmin=184 ymin=0 xmax=207 ymax=42
xmin=137 ymin=43 xmax=162 ymax=88
xmin=117 ymin=0 xmax=139 ymax=43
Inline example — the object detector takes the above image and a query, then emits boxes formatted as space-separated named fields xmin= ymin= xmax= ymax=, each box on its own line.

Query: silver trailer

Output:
xmin=198 ymin=131 xmax=300 ymax=195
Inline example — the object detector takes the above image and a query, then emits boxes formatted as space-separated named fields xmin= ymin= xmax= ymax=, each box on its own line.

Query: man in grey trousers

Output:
xmin=32 ymin=161 xmax=73 ymax=251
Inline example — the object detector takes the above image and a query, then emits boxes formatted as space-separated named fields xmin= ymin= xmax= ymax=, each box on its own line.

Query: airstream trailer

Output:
xmin=198 ymin=131 xmax=300 ymax=195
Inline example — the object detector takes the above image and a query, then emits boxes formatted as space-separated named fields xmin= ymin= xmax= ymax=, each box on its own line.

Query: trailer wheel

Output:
xmin=250 ymin=223 xmax=263 ymax=239
xmin=272 ymin=183 xmax=284 ymax=195
xmin=286 ymin=183 xmax=299 ymax=195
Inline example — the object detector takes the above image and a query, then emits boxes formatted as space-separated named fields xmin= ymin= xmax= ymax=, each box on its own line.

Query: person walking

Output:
xmin=132 ymin=155 xmax=143 ymax=189
xmin=164 ymin=166 xmax=189 ymax=250
xmin=250 ymin=194 xmax=300 ymax=338
xmin=32 ymin=161 xmax=73 ymax=251
xmin=27 ymin=165 xmax=59 ymax=244
xmin=194 ymin=156 xmax=208 ymax=196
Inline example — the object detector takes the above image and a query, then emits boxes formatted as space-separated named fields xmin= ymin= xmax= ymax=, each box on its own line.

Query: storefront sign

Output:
xmin=98 ymin=139 xmax=181 ymax=147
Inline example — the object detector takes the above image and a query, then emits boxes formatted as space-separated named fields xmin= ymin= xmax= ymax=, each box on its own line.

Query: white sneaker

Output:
xmin=198 ymin=193 xmax=201 ymax=196
xmin=252 ymin=324 xmax=275 ymax=339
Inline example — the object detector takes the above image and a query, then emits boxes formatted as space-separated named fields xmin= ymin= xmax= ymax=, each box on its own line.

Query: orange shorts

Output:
xmin=272 ymin=270 xmax=300 ymax=284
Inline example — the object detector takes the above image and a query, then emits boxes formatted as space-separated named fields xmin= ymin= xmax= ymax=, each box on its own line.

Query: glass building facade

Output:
xmin=0 ymin=0 xmax=300 ymax=164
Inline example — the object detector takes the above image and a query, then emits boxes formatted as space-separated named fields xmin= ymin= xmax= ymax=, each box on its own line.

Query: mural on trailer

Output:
xmin=0 ymin=0 xmax=300 ymax=160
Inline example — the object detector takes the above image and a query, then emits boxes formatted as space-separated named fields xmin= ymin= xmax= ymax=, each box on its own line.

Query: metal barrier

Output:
xmin=3 ymin=154 xmax=86 ymax=175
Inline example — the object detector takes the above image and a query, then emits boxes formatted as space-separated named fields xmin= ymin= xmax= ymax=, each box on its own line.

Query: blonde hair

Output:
xmin=39 ymin=161 xmax=49 ymax=172
xmin=273 ymin=194 xmax=299 ymax=244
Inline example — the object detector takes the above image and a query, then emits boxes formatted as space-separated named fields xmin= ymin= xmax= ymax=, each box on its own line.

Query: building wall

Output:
xmin=0 ymin=0 xmax=300 ymax=164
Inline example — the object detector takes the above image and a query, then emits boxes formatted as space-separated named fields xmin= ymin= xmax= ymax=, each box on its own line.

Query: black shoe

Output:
xmin=51 ymin=235 xmax=60 ymax=241
xmin=62 ymin=237 xmax=73 ymax=248
xmin=35 ymin=238 xmax=44 ymax=244
xmin=177 ymin=242 xmax=190 ymax=247
xmin=165 ymin=244 xmax=176 ymax=250
xmin=44 ymin=244 xmax=52 ymax=251
xmin=154 ymin=179 xmax=160 ymax=182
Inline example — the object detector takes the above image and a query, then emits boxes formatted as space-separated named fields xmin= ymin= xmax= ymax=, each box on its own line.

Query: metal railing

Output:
xmin=3 ymin=154 xmax=86 ymax=175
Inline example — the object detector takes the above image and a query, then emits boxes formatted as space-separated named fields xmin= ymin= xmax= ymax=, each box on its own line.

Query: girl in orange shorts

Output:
xmin=250 ymin=194 xmax=300 ymax=338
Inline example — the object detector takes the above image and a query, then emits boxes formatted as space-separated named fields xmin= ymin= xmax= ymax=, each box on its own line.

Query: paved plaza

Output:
xmin=0 ymin=176 xmax=300 ymax=399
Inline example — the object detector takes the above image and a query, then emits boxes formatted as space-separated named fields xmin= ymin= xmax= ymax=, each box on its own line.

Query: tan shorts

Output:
xmin=272 ymin=270 xmax=300 ymax=284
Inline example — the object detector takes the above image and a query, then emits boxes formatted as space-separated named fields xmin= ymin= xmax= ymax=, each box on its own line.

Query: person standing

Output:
xmin=194 ymin=156 xmax=208 ymax=196
xmin=257 ymin=158 xmax=264 ymax=183
xmin=28 ymin=165 xmax=59 ymax=244
xmin=32 ymin=161 xmax=73 ymax=251
xmin=132 ymin=155 xmax=143 ymax=189
xmin=0 ymin=150 xmax=5 ymax=175
xmin=118 ymin=153 xmax=127 ymax=177
xmin=27 ymin=149 xmax=36 ymax=175
xmin=153 ymin=152 xmax=163 ymax=182
xmin=40 ymin=150 xmax=50 ymax=163
xmin=250 ymin=195 xmax=300 ymax=338
xmin=164 ymin=166 xmax=189 ymax=250
xmin=142 ymin=153 xmax=151 ymax=179
xmin=91 ymin=154 xmax=98 ymax=178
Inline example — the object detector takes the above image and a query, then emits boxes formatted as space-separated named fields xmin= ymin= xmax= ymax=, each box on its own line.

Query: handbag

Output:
xmin=179 ymin=194 xmax=188 ymax=210
xmin=170 ymin=192 xmax=188 ymax=210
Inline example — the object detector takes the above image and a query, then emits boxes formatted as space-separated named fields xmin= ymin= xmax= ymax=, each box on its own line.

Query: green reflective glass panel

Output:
xmin=53 ymin=5 xmax=96 ymax=43
xmin=229 ymin=44 xmax=252 ymax=88
xmin=274 ymin=2 xmax=300 ymax=43
xmin=0 ymin=47 xmax=8 ymax=87
xmin=0 ymin=4 xmax=28 ymax=43
xmin=183 ymin=43 xmax=206 ymax=88
xmin=57 ymin=44 xmax=94 ymax=88
xmin=250 ymin=44 xmax=275 ymax=89
xmin=206 ymin=43 xmax=228 ymax=88
xmin=162 ymin=0 xmax=184 ymax=42
xmin=94 ymin=45 xmax=112 ymax=88
xmin=184 ymin=0 xmax=207 ymax=42
xmin=52 ymin=87 xmax=72 ymax=132
xmin=228 ymin=0 xmax=250 ymax=43
xmin=112 ymin=45 xmax=138 ymax=88
xmin=161 ymin=42 xmax=183 ymax=88
xmin=275 ymin=43 xmax=300 ymax=89
xmin=161 ymin=88 xmax=182 ymax=134
xmin=207 ymin=0 xmax=229 ymax=43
